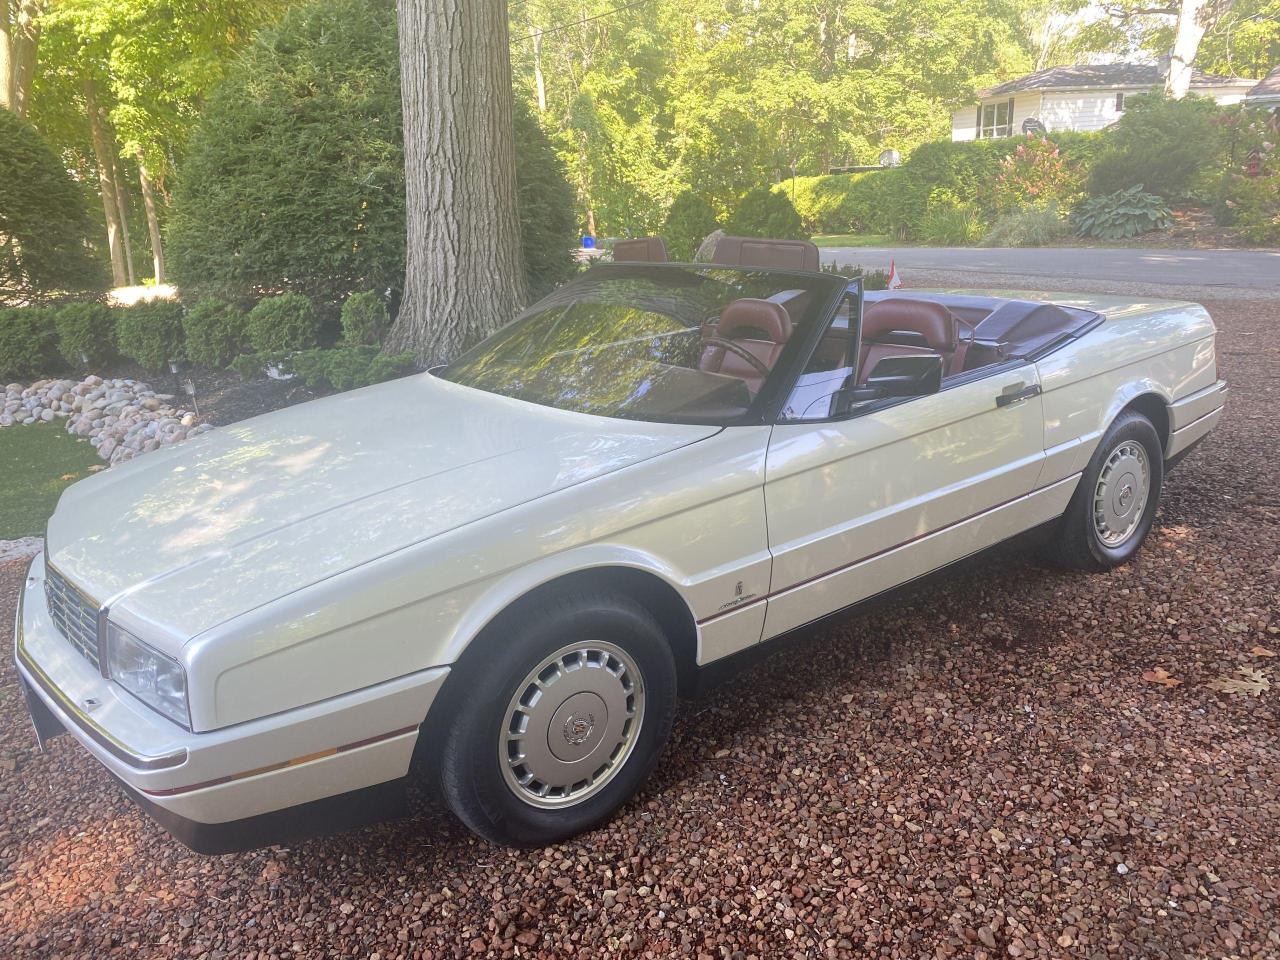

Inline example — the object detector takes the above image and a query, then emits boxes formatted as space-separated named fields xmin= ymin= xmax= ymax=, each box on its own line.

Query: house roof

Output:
xmin=982 ymin=63 xmax=1251 ymax=97
xmin=1246 ymin=65 xmax=1280 ymax=101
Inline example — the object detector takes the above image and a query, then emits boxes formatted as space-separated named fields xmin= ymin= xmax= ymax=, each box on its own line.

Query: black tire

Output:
xmin=439 ymin=589 xmax=677 ymax=847
xmin=1051 ymin=410 xmax=1164 ymax=571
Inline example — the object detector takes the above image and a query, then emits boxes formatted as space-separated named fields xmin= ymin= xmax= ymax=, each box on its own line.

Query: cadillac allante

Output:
xmin=16 ymin=242 xmax=1226 ymax=851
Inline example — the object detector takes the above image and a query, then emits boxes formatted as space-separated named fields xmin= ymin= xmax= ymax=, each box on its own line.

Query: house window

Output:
xmin=977 ymin=99 xmax=1014 ymax=139
xmin=1115 ymin=92 xmax=1126 ymax=112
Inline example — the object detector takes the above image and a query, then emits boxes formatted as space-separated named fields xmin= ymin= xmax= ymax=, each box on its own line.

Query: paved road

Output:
xmin=821 ymin=245 xmax=1280 ymax=296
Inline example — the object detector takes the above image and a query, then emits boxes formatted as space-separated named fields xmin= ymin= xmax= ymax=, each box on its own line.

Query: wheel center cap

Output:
xmin=1118 ymin=483 xmax=1133 ymax=508
xmin=563 ymin=713 xmax=595 ymax=746
xmin=548 ymin=691 xmax=608 ymax=762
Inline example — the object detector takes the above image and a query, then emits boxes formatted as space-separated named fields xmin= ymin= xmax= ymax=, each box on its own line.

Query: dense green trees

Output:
xmin=0 ymin=109 xmax=104 ymax=303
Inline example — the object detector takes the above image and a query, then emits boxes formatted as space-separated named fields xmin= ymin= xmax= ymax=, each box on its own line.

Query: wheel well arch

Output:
xmin=1120 ymin=392 xmax=1171 ymax=454
xmin=417 ymin=566 xmax=699 ymax=768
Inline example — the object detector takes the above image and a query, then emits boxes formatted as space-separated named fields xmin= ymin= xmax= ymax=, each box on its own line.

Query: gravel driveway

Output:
xmin=2 ymin=298 xmax=1277 ymax=959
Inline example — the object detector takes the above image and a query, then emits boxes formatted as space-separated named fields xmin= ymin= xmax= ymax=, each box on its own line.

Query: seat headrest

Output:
xmin=612 ymin=236 xmax=668 ymax=263
xmin=861 ymin=298 xmax=958 ymax=352
xmin=711 ymin=236 xmax=821 ymax=272
xmin=717 ymin=298 xmax=792 ymax=344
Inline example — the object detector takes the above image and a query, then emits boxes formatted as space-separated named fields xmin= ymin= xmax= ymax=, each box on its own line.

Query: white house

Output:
xmin=952 ymin=63 xmax=1257 ymax=141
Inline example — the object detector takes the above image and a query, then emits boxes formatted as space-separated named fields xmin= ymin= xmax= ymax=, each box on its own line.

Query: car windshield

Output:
xmin=439 ymin=263 xmax=841 ymax=424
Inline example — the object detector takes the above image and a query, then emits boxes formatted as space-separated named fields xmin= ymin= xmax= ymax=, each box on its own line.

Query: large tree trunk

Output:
xmin=84 ymin=76 xmax=128 ymax=287
xmin=1165 ymin=0 xmax=1222 ymax=98
xmin=8 ymin=0 xmax=40 ymax=118
xmin=137 ymin=157 xmax=166 ymax=284
xmin=112 ymin=150 xmax=138 ymax=286
xmin=532 ymin=28 xmax=547 ymax=113
xmin=386 ymin=0 xmax=528 ymax=365
xmin=1 ymin=2 xmax=12 ymax=112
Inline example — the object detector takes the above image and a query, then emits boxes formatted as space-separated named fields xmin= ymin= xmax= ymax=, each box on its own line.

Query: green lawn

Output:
xmin=812 ymin=233 xmax=895 ymax=248
xmin=0 ymin=424 xmax=102 ymax=540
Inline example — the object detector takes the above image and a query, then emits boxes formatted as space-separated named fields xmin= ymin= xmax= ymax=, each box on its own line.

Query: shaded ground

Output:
xmin=0 ymin=299 xmax=1276 ymax=959
xmin=0 ymin=425 xmax=101 ymax=539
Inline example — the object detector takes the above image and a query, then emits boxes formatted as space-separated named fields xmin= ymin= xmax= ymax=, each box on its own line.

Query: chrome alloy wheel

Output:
xmin=500 ymin=641 xmax=645 ymax=809
xmin=1092 ymin=440 xmax=1151 ymax=547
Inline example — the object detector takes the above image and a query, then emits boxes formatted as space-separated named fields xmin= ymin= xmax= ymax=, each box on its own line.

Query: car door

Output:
xmin=760 ymin=290 xmax=1053 ymax=641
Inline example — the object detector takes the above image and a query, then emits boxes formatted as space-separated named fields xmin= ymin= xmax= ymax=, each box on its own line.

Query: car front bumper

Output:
xmin=15 ymin=551 xmax=449 ymax=852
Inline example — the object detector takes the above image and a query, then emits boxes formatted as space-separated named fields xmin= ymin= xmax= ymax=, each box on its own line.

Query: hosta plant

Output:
xmin=1073 ymin=186 xmax=1174 ymax=240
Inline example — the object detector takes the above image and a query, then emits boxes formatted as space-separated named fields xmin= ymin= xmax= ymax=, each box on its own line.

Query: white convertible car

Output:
xmin=16 ymin=249 xmax=1226 ymax=851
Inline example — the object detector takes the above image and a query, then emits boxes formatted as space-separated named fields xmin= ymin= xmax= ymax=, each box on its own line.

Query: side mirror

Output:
xmin=834 ymin=354 xmax=943 ymax=415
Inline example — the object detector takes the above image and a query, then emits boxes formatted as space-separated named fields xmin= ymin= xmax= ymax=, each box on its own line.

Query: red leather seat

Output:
xmin=857 ymin=299 xmax=969 ymax=383
xmin=699 ymin=299 xmax=792 ymax=395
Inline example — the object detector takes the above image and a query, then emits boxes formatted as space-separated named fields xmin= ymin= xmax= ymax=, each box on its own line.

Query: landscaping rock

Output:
xmin=0 ymin=374 xmax=212 ymax=468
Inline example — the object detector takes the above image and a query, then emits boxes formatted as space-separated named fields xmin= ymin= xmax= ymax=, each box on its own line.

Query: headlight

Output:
xmin=106 ymin=622 xmax=190 ymax=729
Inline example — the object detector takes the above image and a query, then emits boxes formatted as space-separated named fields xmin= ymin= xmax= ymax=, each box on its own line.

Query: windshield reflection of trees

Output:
xmin=444 ymin=268 xmax=824 ymax=422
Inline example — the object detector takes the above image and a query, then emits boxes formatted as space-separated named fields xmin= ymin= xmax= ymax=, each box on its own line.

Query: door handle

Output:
xmin=996 ymin=383 xmax=1041 ymax=407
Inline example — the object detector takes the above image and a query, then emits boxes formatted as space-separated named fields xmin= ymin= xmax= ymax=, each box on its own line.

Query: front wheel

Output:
xmin=1051 ymin=410 xmax=1164 ymax=571
xmin=439 ymin=589 xmax=677 ymax=847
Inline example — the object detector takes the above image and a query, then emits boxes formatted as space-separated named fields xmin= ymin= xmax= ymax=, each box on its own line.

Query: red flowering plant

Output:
xmin=985 ymin=134 xmax=1085 ymax=215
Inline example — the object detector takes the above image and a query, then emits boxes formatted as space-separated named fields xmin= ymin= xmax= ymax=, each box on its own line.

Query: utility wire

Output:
xmin=511 ymin=0 xmax=661 ymax=43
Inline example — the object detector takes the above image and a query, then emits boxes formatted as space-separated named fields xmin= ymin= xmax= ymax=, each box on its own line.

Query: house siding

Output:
xmin=1039 ymin=89 xmax=1136 ymax=133
xmin=951 ymin=92 xmax=1041 ymax=142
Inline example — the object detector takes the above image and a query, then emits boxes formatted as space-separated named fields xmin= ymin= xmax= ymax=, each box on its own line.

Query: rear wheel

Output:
xmin=1051 ymin=410 xmax=1164 ymax=570
xmin=439 ymin=590 xmax=676 ymax=847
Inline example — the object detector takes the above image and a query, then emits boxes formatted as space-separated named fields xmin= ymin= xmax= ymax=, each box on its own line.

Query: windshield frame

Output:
xmin=435 ymin=261 xmax=851 ymax=427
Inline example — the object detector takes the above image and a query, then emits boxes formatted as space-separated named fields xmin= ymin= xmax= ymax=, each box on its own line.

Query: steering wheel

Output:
xmin=703 ymin=336 xmax=772 ymax=378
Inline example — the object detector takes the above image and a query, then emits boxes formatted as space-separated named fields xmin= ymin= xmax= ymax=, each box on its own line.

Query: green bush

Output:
xmin=0 ymin=111 xmax=105 ymax=304
xmin=169 ymin=0 xmax=577 ymax=308
xmin=54 ymin=302 xmax=115 ymax=369
xmin=819 ymin=263 xmax=890 ymax=290
xmin=0 ymin=307 xmax=58 ymax=380
xmin=115 ymin=300 xmax=185 ymax=370
xmin=988 ymin=136 xmax=1085 ymax=213
xmin=1074 ymin=186 xmax=1174 ymax=240
xmin=234 ymin=345 xmax=416 ymax=390
xmin=1215 ymin=173 xmax=1280 ymax=244
xmin=339 ymin=291 xmax=390 ymax=346
xmin=774 ymin=172 xmax=887 ymax=234
xmin=982 ymin=205 xmax=1073 ymax=247
xmin=662 ymin=191 xmax=721 ymax=261
xmin=245 ymin=295 xmax=320 ymax=355
xmin=247 ymin=293 xmax=322 ymax=352
xmin=725 ymin=186 xmax=806 ymax=239
xmin=1088 ymin=94 xmax=1226 ymax=199
xmin=182 ymin=298 xmax=249 ymax=367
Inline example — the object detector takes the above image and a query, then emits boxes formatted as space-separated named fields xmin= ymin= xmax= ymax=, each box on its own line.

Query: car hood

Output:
xmin=45 ymin=373 xmax=718 ymax=644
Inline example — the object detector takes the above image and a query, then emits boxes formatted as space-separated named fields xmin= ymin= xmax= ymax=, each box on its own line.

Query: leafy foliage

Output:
xmin=725 ymin=187 xmax=806 ymax=240
xmin=662 ymin=192 xmax=721 ymax=261
xmin=54 ymin=302 xmax=116 ymax=369
xmin=169 ymin=0 xmax=577 ymax=309
xmin=0 ymin=308 xmax=59 ymax=381
xmin=247 ymin=294 xmax=322 ymax=353
xmin=115 ymin=300 xmax=185 ymax=370
xmin=182 ymin=298 xmax=249 ymax=368
xmin=233 ymin=345 xmax=417 ymax=391
xmin=982 ymin=205 xmax=1073 ymax=246
xmin=1073 ymin=186 xmax=1174 ymax=240
xmin=989 ymin=136 xmax=1085 ymax=212
xmin=340 ymin=292 xmax=391 ymax=346
xmin=0 ymin=111 xmax=104 ymax=304
xmin=776 ymin=172 xmax=883 ymax=234
xmin=819 ymin=263 xmax=890 ymax=290
xmin=1088 ymin=94 xmax=1227 ymax=200
xmin=1215 ymin=173 xmax=1280 ymax=245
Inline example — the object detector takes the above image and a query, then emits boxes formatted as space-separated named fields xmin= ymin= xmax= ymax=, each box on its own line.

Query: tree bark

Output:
xmin=84 ymin=76 xmax=128 ymax=287
xmin=111 ymin=149 xmax=138 ymax=286
xmin=1 ymin=1 xmax=13 ymax=112
xmin=1164 ymin=0 xmax=1223 ymax=98
xmin=386 ymin=0 xmax=529 ymax=365
xmin=137 ymin=157 xmax=166 ymax=284
xmin=532 ymin=28 xmax=547 ymax=113
xmin=9 ymin=0 xmax=39 ymax=118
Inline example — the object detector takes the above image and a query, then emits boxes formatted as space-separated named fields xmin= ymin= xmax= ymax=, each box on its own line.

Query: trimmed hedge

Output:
xmin=339 ymin=291 xmax=390 ymax=346
xmin=1088 ymin=94 xmax=1226 ymax=199
xmin=183 ymin=298 xmax=249 ymax=367
xmin=0 ymin=307 xmax=58 ymax=381
xmin=54 ymin=302 xmax=115 ymax=369
xmin=773 ymin=172 xmax=884 ymax=234
xmin=247 ymin=293 xmax=322 ymax=352
xmin=115 ymin=300 xmax=185 ymax=371
xmin=726 ymin=187 xmax=806 ymax=240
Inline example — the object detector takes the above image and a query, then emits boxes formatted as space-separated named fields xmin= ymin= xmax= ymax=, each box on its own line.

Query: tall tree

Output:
xmin=83 ymin=74 xmax=128 ymax=286
xmin=387 ymin=0 xmax=528 ymax=364
xmin=2 ymin=0 xmax=42 ymax=116
xmin=1167 ymin=0 xmax=1234 ymax=96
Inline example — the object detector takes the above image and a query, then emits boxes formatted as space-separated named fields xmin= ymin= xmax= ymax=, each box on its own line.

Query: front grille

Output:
xmin=44 ymin=564 xmax=101 ymax=670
